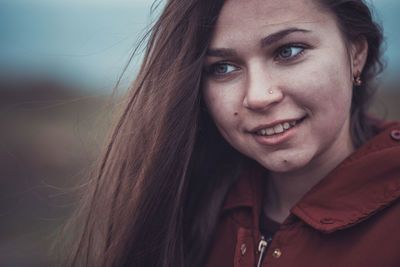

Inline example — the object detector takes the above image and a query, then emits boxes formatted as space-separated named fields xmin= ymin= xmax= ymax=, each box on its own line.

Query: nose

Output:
xmin=243 ymin=68 xmax=283 ymax=111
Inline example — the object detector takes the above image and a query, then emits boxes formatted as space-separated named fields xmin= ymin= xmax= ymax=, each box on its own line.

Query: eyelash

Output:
xmin=274 ymin=44 xmax=306 ymax=62
xmin=205 ymin=43 xmax=308 ymax=77
xmin=206 ymin=63 xmax=239 ymax=77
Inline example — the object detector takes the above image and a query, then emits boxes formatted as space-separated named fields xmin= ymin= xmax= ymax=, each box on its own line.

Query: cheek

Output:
xmin=290 ymin=55 xmax=353 ymax=112
xmin=202 ymin=83 xmax=239 ymax=130
xmin=321 ymin=62 xmax=353 ymax=113
xmin=295 ymin=56 xmax=353 ymax=139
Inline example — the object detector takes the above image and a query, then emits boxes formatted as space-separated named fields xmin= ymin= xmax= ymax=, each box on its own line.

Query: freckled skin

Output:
xmin=202 ymin=0 xmax=367 ymax=177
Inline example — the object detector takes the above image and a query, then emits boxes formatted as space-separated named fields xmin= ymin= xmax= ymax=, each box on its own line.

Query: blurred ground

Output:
xmin=370 ymin=83 xmax=400 ymax=119
xmin=0 ymin=78 xmax=399 ymax=266
xmin=0 ymin=78 xmax=114 ymax=266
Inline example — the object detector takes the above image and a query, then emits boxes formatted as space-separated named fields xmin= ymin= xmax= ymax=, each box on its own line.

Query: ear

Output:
xmin=350 ymin=37 xmax=368 ymax=75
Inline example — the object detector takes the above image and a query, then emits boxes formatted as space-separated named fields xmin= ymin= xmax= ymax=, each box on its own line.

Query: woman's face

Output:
xmin=202 ymin=0 xmax=367 ymax=173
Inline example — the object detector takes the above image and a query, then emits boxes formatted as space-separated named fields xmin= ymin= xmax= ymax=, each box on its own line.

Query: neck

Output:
xmin=264 ymin=130 xmax=355 ymax=224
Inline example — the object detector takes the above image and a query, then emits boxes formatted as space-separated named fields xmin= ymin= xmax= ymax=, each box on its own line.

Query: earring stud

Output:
xmin=268 ymin=90 xmax=273 ymax=94
xmin=353 ymin=72 xmax=362 ymax=86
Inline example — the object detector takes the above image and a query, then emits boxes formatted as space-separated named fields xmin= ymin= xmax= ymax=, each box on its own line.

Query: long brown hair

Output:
xmin=61 ymin=0 xmax=384 ymax=266
xmin=62 ymin=0 xmax=238 ymax=266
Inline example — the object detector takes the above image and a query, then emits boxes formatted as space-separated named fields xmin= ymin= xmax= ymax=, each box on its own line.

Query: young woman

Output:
xmin=63 ymin=0 xmax=400 ymax=266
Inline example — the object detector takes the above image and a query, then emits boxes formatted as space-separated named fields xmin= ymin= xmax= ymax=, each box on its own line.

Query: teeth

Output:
xmin=266 ymin=128 xmax=275 ymax=136
xmin=283 ymin=122 xmax=290 ymax=130
xmin=274 ymin=124 xmax=284 ymax=133
xmin=256 ymin=120 xmax=299 ymax=136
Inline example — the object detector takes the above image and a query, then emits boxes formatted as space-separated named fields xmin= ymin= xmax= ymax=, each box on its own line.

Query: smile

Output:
xmin=253 ymin=117 xmax=305 ymax=137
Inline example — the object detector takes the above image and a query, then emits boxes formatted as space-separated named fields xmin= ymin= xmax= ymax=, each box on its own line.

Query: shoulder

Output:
xmin=345 ymin=119 xmax=400 ymax=167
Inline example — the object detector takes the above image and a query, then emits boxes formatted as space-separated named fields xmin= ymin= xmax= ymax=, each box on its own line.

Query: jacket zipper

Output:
xmin=256 ymin=235 xmax=272 ymax=267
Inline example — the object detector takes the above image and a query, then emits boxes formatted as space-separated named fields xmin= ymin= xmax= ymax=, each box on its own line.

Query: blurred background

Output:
xmin=0 ymin=0 xmax=399 ymax=266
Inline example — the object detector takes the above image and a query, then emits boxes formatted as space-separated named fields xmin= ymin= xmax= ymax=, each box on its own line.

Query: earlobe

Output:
xmin=351 ymin=37 xmax=368 ymax=75
xmin=353 ymin=71 xmax=362 ymax=86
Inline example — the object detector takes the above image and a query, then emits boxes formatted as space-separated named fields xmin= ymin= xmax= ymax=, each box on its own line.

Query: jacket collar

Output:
xmin=222 ymin=160 xmax=266 ymax=230
xmin=222 ymin=121 xmax=400 ymax=233
xmin=292 ymin=121 xmax=400 ymax=233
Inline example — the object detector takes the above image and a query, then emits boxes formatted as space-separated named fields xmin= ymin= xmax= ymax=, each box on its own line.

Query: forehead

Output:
xmin=211 ymin=0 xmax=337 ymax=46
xmin=218 ymin=0 xmax=325 ymax=24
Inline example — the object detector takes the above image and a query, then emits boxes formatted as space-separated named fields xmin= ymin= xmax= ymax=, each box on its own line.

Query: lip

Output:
xmin=250 ymin=116 xmax=306 ymax=146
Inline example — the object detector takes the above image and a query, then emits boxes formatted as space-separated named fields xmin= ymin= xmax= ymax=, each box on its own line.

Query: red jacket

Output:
xmin=204 ymin=121 xmax=400 ymax=267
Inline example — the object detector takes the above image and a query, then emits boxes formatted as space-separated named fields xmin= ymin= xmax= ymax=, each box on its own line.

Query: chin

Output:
xmin=256 ymin=152 xmax=314 ymax=174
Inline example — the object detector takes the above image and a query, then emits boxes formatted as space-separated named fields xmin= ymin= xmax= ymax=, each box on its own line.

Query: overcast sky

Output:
xmin=1 ymin=0 xmax=399 ymax=91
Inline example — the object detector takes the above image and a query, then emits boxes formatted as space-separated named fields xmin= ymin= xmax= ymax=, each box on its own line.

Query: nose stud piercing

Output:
xmin=353 ymin=72 xmax=362 ymax=86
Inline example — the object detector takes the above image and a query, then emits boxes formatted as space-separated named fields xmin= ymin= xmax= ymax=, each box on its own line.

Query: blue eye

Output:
xmin=210 ymin=63 xmax=237 ymax=75
xmin=277 ymin=46 xmax=304 ymax=60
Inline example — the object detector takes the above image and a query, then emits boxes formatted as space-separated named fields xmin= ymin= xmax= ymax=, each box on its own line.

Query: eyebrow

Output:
xmin=261 ymin=28 xmax=311 ymax=47
xmin=206 ymin=48 xmax=237 ymax=58
xmin=206 ymin=27 xmax=311 ymax=57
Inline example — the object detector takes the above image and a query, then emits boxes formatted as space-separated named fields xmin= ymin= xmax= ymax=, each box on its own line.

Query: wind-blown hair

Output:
xmin=60 ymin=0 xmax=384 ymax=266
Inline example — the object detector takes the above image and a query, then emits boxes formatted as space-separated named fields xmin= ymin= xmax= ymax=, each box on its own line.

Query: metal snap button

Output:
xmin=391 ymin=130 xmax=400 ymax=141
xmin=272 ymin=248 xmax=282 ymax=258
xmin=240 ymin=243 xmax=247 ymax=255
